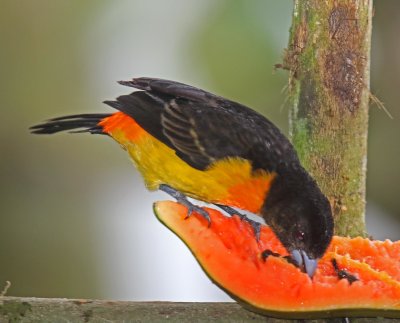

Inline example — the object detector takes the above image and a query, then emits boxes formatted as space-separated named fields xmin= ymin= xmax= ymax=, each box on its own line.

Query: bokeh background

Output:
xmin=1 ymin=0 xmax=399 ymax=301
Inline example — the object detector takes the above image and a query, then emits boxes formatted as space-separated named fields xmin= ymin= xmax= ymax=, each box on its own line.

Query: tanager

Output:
xmin=31 ymin=77 xmax=334 ymax=277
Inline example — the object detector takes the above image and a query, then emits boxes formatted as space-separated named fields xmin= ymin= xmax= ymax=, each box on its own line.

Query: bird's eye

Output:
xmin=295 ymin=230 xmax=305 ymax=241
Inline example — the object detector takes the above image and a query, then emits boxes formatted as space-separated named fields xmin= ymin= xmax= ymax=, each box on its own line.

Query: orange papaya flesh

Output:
xmin=153 ymin=201 xmax=400 ymax=319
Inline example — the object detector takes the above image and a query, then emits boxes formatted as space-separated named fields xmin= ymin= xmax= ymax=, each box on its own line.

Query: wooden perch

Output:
xmin=0 ymin=297 xmax=397 ymax=322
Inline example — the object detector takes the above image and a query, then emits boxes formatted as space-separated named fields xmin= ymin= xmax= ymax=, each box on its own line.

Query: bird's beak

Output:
xmin=290 ymin=250 xmax=318 ymax=278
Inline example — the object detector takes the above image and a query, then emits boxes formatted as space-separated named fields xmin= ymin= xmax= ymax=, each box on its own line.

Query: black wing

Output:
xmin=104 ymin=77 xmax=299 ymax=171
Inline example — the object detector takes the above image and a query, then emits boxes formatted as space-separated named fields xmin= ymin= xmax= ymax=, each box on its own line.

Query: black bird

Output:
xmin=31 ymin=77 xmax=334 ymax=277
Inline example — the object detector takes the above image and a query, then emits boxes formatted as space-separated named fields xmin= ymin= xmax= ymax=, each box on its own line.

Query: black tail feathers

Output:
xmin=30 ymin=113 xmax=112 ymax=135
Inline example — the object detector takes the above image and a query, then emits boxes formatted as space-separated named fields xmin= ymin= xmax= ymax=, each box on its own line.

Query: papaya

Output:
xmin=153 ymin=201 xmax=400 ymax=319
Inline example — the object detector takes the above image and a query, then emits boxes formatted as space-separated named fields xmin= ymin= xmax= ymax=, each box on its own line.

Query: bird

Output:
xmin=31 ymin=77 xmax=334 ymax=277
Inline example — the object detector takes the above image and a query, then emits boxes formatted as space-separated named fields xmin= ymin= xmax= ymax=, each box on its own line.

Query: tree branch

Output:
xmin=1 ymin=297 xmax=397 ymax=322
xmin=286 ymin=0 xmax=372 ymax=237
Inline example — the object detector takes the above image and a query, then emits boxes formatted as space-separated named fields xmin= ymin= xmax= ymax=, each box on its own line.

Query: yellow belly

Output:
xmin=104 ymin=114 xmax=275 ymax=213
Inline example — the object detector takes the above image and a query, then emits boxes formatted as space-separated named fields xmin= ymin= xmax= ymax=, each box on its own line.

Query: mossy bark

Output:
xmin=286 ymin=0 xmax=372 ymax=237
xmin=0 ymin=297 xmax=397 ymax=322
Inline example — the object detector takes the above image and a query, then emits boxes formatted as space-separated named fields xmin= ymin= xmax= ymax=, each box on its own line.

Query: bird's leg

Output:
xmin=215 ymin=204 xmax=261 ymax=241
xmin=159 ymin=184 xmax=211 ymax=226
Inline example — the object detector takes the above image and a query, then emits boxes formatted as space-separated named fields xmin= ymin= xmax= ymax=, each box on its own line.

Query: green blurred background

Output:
xmin=1 ymin=0 xmax=399 ymax=300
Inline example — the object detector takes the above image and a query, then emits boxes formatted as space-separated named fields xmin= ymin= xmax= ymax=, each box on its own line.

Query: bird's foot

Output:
xmin=242 ymin=217 xmax=261 ymax=241
xmin=215 ymin=204 xmax=261 ymax=241
xmin=159 ymin=184 xmax=211 ymax=226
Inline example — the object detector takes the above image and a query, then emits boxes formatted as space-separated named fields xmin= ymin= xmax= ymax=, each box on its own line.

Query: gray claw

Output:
xmin=185 ymin=205 xmax=211 ymax=227
xmin=247 ymin=218 xmax=261 ymax=241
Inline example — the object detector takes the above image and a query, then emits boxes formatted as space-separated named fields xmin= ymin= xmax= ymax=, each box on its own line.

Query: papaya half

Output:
xmin=153 ymin=200 xmax=400 ymax=319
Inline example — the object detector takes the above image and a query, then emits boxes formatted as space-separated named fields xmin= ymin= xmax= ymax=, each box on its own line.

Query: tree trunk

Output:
xmin=286 ymin=0 xmax=372 ymax=237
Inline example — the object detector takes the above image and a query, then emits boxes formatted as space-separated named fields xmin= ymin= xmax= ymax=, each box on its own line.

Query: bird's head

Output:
xmin=262 ymin=174 xmax=334 ymax=278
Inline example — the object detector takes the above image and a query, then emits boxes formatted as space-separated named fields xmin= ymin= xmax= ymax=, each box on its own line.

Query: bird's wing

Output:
xmin=104 ymin=77 xmax=298 ymax=171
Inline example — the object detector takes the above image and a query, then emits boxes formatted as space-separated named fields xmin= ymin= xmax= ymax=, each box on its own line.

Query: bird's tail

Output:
xmin=30 ymin=113 xmax=112 ymax=135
